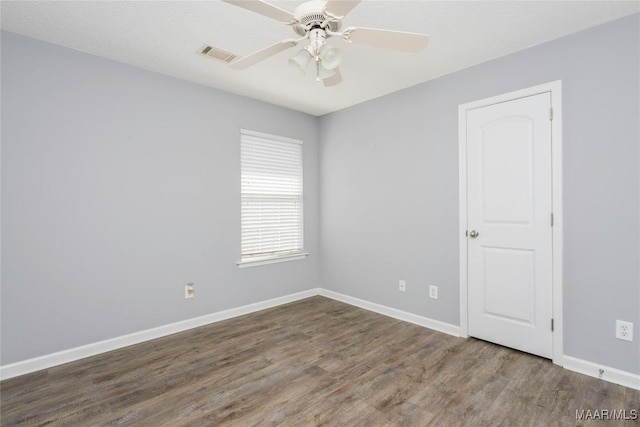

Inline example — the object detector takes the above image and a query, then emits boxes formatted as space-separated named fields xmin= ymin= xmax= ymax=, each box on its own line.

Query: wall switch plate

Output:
xmin=429 ymin=285 xmax=438 ymax=299
xmin=185 ymin=283 xmax=194 ymax=299
xmin=615 ymin=320 xmax=633 ymax=341
xmin=399 ymin=280 xmax=406 ymax=292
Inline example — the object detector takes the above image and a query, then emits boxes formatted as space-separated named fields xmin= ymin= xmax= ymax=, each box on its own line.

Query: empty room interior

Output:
xmin=1 ymin=0 xmax=639 ymax=425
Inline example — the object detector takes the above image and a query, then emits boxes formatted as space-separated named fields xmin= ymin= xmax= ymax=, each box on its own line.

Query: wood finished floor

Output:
xmin=1 ymin=296 xmax=639 ymax=426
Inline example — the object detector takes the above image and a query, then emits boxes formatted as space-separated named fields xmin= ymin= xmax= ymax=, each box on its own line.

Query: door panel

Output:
xmin=467 ymin=93 xmax=553 ymax=359
xmin=481 ymin=117 xmax=533 ymax=224
xmin=482 ymin=247 xmax=535 ymax=325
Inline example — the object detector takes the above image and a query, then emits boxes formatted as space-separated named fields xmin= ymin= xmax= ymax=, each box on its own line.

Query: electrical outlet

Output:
xmin=399 ymin=280 xmax=406 ymax=292
xmin=185 ymin=283 xmax=194 ymax=299
xmin=615 ymin=320 xmax=633 ymax=341
xmin=429 ymin=285 xmax=438 ymax=299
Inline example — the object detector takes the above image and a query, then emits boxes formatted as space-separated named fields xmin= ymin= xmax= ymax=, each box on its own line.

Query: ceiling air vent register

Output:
xmin=199 ymin=44 xmax=237 ymax=63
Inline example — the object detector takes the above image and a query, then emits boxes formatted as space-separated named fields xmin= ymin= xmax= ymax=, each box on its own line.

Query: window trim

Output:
xmin=237 ymin=129 xmax=307 ymax=268
xmin=236 ymin=252 xmax=309 ymax=269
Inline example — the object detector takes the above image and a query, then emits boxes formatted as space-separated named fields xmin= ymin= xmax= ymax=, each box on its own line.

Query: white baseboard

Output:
xmin=4 ymin=287 xmax=638 ymax=393
xmin=0 ymin=288 xmax=320 ymax=380
xmin=319 ymin=289 xmax=461 ymax=337
xmin=0 ymin=288 xmax=460 ymax=381
xmin=563 ymin=355 xmax=640 ymax=390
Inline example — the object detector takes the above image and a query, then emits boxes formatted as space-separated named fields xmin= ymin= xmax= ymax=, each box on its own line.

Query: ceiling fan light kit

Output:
xmin=289 ymin=26 xmax=342 ymax=80
xmin=220 ymin=0 xmax=429 ymax=86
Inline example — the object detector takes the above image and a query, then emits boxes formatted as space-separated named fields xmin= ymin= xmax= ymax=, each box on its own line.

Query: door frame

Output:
xmin=458 ymin=81 xmax=563 ymax=365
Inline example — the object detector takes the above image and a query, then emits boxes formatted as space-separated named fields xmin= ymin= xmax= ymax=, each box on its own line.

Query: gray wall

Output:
xmin=319 ymin=14 xmax=640 ymax=374
xmin=2 ymin=14 xmax=639 ymax=376
xmin=1 ymin=31 xmax=320 ymax=365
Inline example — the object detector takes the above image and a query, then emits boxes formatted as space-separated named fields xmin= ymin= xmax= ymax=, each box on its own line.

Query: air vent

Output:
xmin=198 ymin=44 xmax=237 ymax=63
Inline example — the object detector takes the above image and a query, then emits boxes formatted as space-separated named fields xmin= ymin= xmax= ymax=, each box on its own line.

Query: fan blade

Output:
xmin=230 ymin=39 xmax=299 ymax=69
xmin=344 ymin=27 xmax=429 ymax=53
xmin=324 ymin=0 xmax=361 ymax=18
xmin=323 ymin=67 xmax=342 ymax=87
xmin=222 ymin=0 xmax=295 ymax=23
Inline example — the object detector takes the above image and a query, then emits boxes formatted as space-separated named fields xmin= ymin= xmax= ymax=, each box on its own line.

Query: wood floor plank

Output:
xmin=2 ymin=296 xmax=638 ymax=426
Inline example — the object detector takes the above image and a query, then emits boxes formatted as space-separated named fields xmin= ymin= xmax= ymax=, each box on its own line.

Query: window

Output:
xmin=238 ymin=129 xmax=306 ymax=267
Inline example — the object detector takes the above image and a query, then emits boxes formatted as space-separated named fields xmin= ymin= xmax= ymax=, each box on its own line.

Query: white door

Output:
xmin=466 ymin=92 xmax=553 ymax=359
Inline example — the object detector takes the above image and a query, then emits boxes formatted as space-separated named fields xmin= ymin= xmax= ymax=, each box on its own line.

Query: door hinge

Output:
xmin=551 ymin=318 xmax=554 ymax=332
xmin=549 ymin=107 xmax=554 ymax=121
xmin=550 ymin=213 xmax=554 ymax=227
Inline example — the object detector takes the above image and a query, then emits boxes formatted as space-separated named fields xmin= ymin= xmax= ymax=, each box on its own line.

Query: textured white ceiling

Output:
xmin=1 ymin=1 xmax=638 ymax=116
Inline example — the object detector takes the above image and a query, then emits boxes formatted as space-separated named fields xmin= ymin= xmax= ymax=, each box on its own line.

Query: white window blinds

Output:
xmin=240 ymin=129 xmax=304 ymax=263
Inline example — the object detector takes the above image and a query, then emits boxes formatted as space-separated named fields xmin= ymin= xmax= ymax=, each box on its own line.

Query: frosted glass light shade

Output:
xmin=319 ymin=44 xmax=342 ymax=70
xmin=318 ymin=63 xmax=336 ymax=80
xmin=289 ymin=49 xmax=313 ymax=73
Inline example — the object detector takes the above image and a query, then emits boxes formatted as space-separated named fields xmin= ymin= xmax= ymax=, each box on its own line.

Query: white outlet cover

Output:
xmin=185 ymin=284 xmax=194 ymax=299
xmin=429 ymin=285 xmax=438 ymax=299
xmin=615 ymin=320 xmax=633 ymax=342
xmin=399 ymin=280 xmax=406 ymax=292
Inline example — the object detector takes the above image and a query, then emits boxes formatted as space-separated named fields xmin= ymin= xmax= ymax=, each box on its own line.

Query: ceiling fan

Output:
xmin=221 ymin=0 xmax=429 ymax=86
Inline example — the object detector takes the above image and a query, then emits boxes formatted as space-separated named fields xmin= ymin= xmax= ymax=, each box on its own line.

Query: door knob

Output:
xmin=469 ymin=230 xmax=479 ymax=238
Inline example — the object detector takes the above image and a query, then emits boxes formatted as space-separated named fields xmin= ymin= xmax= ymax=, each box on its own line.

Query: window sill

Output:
xmin=237 ymin=253 xmax=309 ymax=269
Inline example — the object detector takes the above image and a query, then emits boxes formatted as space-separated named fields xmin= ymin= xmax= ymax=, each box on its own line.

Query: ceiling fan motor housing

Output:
xmin=292 ymin=0 xmax=342 ymax=36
